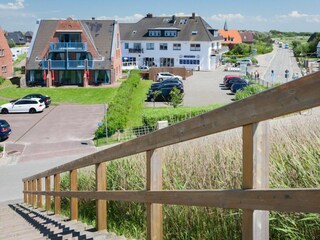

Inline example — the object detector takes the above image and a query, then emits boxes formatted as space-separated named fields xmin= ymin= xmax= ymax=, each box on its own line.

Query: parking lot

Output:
xmin=1 ymin=104 xmax=105 ymax=162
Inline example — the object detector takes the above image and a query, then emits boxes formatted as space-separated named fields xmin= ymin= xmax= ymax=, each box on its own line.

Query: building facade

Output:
xmin=0 ymin=27 xmax=13 ymax=79
xmin=120 ymin=13 xmax=222 ymax=71
xmin=26 ymin=18 xmax=122 ymax=87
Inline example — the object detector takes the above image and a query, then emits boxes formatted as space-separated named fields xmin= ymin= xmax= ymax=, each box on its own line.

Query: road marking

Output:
xmin=14 ymin=106 xmax=57 ymax=143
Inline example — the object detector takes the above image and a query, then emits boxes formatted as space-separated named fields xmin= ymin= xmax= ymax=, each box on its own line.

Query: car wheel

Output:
xmin=159 ymin=78 xmax=163 ymax=82
xmin=1 ymin=108 xmax=8 ymax=114
xmin=29 ymin=108 xmax=36 ymax=113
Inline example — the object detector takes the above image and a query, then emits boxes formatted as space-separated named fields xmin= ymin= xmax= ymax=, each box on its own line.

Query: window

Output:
xmin=164 ymin=31 xmax=177 ymax=37
xmin=59 ymin=33 xmax=81 ymax=42
xmin=160 ymin=43 xmax=168 ymax=50
xmin=1 ymin=65 xmax=7 ymax=73
xmin=179 ymin=59 xmax=200 ymax=65
xmin=146 ymin=43 xmax=154 ymax=50
xmin=191 ymin=31 xmax=198 ymax=35
xmin=124 ymin=43 xmax=129 ymax=49
xmin=149 ymin=30 xmax=161 ymax=37
xmin=190 ymin=44 xmax=201 ymax=51
xmin=173 ymin=43 xmax=181 ymax=50
xmin=160 ymin=58 xmax=174 ymax=67
xmin=0 ymin=49 xmax=4 ymax=57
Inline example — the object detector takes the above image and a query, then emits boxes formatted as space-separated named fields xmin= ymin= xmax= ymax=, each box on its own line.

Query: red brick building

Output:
xmin=26 ymin=18 xmax=122 ymax=87
xmin=0 ymin=27 xmax=13 ymax=79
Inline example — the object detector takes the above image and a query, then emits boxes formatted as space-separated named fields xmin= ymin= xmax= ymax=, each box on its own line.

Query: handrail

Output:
xmin=22 ymin=71 xmax=320 ymax=240
xmin=23 ymin=71 xmax=320 ymax=181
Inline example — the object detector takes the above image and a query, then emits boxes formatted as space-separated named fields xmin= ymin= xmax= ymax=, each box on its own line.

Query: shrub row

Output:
xmin=95 ymin=70 xmax=140 ymax=137
xmin=234 ymin=84 xmax=267 ymax=101
xmin=142 ymin=104 xmax=223 ymax=127
xmin=0 ymin=76 xmax=6 ymax=85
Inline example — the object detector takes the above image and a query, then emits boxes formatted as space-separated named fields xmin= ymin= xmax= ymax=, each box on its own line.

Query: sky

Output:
xmin=0 ymin=0 xmax=320 ymax=33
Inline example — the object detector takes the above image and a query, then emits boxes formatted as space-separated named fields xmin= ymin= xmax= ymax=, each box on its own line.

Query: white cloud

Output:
xmin=276 ymin=11 xmax=320 ymax=23
xmin=0 ymin=0 xmax=24 ymax=10
xmin=97 ymin=14 xmax=144 ymax=22
xmin=210 ymin=13 xmax=244 ymax=22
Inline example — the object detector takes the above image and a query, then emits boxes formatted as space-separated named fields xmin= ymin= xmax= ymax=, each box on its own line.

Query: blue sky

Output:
xmin=0 ymin=0 xmax=320 ymax=32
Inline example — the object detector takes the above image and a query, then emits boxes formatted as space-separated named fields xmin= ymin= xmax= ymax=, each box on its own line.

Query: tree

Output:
xmin=168 ymin=87 xmax=184 ymax=108
xmin=7 ymin=39 xmax=15 ymax=48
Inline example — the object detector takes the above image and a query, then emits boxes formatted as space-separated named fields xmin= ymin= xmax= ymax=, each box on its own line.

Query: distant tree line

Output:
xmin=292 ymin=33 xmax=320 ymax=57
xmin=269 ymin=30 xmax=312 ymax=38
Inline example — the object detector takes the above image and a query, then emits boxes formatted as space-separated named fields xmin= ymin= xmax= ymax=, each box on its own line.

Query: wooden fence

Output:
xmin=23 ymin=71 xmax=320 ymax=240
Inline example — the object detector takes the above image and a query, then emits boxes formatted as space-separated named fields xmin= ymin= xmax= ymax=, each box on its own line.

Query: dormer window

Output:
xmin=192 ymin=31 xmax=198 ymax=35
xmin=149 ymin=30 xmax=161 ymax=37
xmin=164 ymin=31 xmax=177 ymax=37
xmin=132 ymin=30 xmax=137 ymax=35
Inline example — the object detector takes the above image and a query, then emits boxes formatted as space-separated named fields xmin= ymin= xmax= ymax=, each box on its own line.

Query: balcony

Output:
xmin=128 ymin=48 xmax=144 ymax=53
xmin=49 ymin=42 xmax=88 ymax=51
xmin=41 ymin=59 xmax=94 ymax=70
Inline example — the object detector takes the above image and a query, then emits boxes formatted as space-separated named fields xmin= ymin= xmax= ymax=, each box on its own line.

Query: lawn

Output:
xmin=0 ymin=85 xmax=118 ymax=104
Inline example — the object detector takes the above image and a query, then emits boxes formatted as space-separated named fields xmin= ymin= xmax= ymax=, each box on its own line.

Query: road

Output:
xmin=261 ymin=46 xmax=301 ymax=84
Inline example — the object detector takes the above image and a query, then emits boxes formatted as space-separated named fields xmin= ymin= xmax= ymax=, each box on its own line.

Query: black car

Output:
xmin=147 ymin=83 xmax=184 ymax=102
xmin=230 ymin=82 xmax=250 ymax=93
xmin=0 ymin=120 xmax=11 ymax=141
xmin=225 ymin=77 xmax=248 ymax=89
xmin=150 ymin=78 xmax=183 ymax=91
xmin=11 ymin=94 xmax=51 ymax=107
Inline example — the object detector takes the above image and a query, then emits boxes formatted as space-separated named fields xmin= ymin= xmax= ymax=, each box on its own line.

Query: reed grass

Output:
xmin=60 ymin=110 xmax=320 ymax=239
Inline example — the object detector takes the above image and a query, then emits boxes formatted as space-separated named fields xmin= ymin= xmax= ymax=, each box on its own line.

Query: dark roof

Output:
xmin=26 ymin=19 xmax=116 ymax=70
xmin=6 ymin=31 xmax=26 ymax=44
xmin=307 ymin=32 xmax=319 ymax=43
xmin=120 ymin=15 xmax=222 ymax=42
xmin=240 ymin=31 xmax=254 ymax=43
xmin=25 ymin=31 xmax=33 ymax=37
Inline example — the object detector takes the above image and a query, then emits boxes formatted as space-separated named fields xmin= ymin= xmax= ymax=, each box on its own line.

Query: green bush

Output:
xmin=95 ymin=70 xmax=141 ymax=137
xmin=142 ymin=104 xmax=222 ymax=127
xmin=0 ymin=76 xmax=6 ymax=85
xmin=234 ymin=84 xmax=266 ymax=100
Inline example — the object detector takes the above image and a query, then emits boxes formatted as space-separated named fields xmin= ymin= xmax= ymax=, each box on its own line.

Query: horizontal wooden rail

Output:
xmin=23 ymin=71 xmax=320 ymax=181
xmin=24 ymin=188 xmax=320 ymax=214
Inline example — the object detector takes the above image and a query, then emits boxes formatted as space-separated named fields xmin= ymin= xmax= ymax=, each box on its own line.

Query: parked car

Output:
xmin=10 ymin=93 xmax=51 ymax=107
xmin=223 ymin=75 xmax=241 ymax=85
xmin=230 ymin=82 xmax=251 ymax=93
xmin=225 ymin=77 xmax=248 ymax=89
xmin=156 ymin=72 xmax=183 ymax=82
xmin=147 ymin=83 xmax=183 ymax=102
xmin=0 ymin=99 xmax=46 ymax=114
xmin=150 ymin=78 xmax=183 ymax=91
xmin=139 ymin=65 xmax=149 ymax=71
xmin=236 ymin=59 xmax=252 ymax=66
xmin=0 ymin=119 xmax=11 ymax=141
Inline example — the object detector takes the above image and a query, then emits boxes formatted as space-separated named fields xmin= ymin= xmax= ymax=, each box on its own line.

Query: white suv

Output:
xmin=156 ymin=72 xmax=183 ymax=82
xmin=0 ymin=99 xmax=46 ymax=114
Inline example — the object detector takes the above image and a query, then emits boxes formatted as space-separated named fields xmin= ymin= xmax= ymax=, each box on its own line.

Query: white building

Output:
xmin=120 ymin=13 xmax=223 ymax=71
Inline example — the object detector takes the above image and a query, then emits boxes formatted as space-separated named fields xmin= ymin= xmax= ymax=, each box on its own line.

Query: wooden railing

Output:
xmin=23 ymin=72 xmax=320 ymax=240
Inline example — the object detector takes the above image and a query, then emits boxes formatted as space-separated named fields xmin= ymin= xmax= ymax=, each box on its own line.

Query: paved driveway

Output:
xmin=1 ymin=104 xmax=105 ymax=162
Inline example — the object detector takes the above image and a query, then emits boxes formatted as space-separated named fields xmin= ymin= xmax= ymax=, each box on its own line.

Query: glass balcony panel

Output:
xmin=49 ymin=42 xmax=87 ymax=51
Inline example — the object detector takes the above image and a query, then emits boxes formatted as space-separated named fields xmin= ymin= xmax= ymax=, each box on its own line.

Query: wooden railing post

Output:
xmin=32 ymin=179 xmax=37 ymax=208
xmin=242 ymin=121 xmax=270 ymax=240
xmin=45 ymin=176 xmax=51 ymax=212
xmin=70 ymin=169 xmax=78 ymax=221
xmin=54 ymin=174 xmax=61 ymax=214
xmin=146 ymin=149 xmax=163 ymax=240
xmin=37 ymin=178 xmax=42 ymax=208
xmin=96 ymin=162 xmax=107 ymax=231
xmin=23 ymin=181 xmax=27 ymax=204
xmin=28 ymin=181 xmax=32 ymax=206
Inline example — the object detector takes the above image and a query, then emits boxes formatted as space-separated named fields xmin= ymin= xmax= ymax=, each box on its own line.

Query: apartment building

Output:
xmin=120 ymin=13 xmax=223 ymax=71
xmin=26 ymin=17 xmax=122 ymax=87
xmin=0 ymin=27 xmax=13 ymax=79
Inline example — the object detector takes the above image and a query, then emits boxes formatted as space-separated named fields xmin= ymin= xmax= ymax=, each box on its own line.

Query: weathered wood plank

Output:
xmin=146 ymin=149 xmax=163 ymax=240
xmin=96 ymin=162 xmax=107 ymax=231
xmin=23 ymin=72 xmax=320 ymax=181
xmin=54 ymin=174 xmax=61 ymax=214
xmin=37 ymin=178 xmax=42 ymax=208
xmin=23 ymin=181 xmax=27 ymax=204
xmin=28 ymin=181 xmax=31 ymax=205
xmin=29 ymin=189 xmax=320 ymax=213
xmin=242 ymin=122 xmax=270 ymax=240
xmin=32 ymin=180 xmax=36 ymax=208
xmin=70 ymin=169 xmax=78 ymax=221
xmin=45 ymin=176 xmax=51 ymax=212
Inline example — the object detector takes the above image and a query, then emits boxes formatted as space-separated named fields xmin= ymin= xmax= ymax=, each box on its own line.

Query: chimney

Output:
xmin=146 ymin=13 xmax=153 ymax=18
xmin=172 ymin=15 xmax=176 ymax=23
xmin=92 ymin=17 xmax=95 ymax=20
xmin=192 ymin=12 xmax=196 ymax=19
